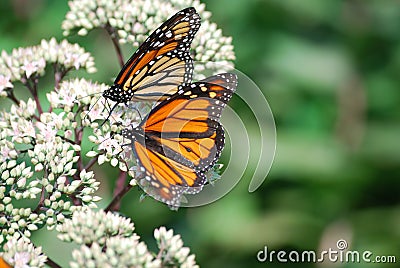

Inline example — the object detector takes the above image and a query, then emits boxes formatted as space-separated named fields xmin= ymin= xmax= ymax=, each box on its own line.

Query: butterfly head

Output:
xmin=103 ymin=84 xmax=132 ymax=103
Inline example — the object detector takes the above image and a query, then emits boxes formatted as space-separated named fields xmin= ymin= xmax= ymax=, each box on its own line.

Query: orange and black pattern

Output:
xmin=122 ymin=73 xmax=238 ymax=207
xmin=103 ymin=7 xmax=201 ymax=105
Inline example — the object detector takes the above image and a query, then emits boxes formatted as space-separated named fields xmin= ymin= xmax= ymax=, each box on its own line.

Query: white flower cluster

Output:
xmin=0 ymin=38 xmax=96 ymax=91
xmin=0 ymin=98 xmax=101 ymax=244
xmin=70 ymin=237 xmax=160 ymax=268
xmin=1 ymin=238 xmax=47 ymax=268
xmin=56 ymin=209 xmax=138 ymax=244
xmin=193 ymin=20 xmax=235 ymax=79
xmin=41 ymin=38 xmax=97 ymax=73
xmin=88 ymin=131 xmax=124 ymax=164
xmin=0 ymin=45 xmax=45 ymax=82
xmin=45 ymin=77 xmax=141 ymax=181
xmin=154 ymin=226 xmax=199 ymax=268
xmin=58 ymin=209 xmax=158 ymax=267
xmin=56 ymin=210 xmax=198 ymax=268
xmin=62 ymin=0 xmax=235 ymax=77
xmin=46 ymin=77 xmax=133 ymax=172
xmin=47 ymin=78 xmax=108 ymax=112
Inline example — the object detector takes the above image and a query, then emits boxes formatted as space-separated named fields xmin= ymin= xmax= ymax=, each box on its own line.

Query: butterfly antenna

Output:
xmin=100 ymin=100 xmax=119 ymax=127
xmin=135 ymin=106 xmax=143 ymax=121
xmin=75 ymin=92 xmax=102 ymax=101
xmin=81 ymin=93 xmax=102 ymax=123
xmin=132 ymin=105 xmax=144 ymax=121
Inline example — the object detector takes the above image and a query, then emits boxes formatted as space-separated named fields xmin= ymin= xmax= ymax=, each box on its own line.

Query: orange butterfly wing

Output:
xmin=133 ymin=142 xmax=204 ymax=206
xmin=122 ymin=73 xmax=237 ymax=206
xmin=103 ymin=7 xmax=201 ymax=103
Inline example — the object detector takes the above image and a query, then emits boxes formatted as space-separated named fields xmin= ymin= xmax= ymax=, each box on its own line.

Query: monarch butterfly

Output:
xmin=121 ymin=73 xmax=237 ymax=207
xmin=102 ymin=7 xmax=201 ymax=120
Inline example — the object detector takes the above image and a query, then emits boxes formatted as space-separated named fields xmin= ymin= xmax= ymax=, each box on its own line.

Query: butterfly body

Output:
xmin=122 ymin=73 xmax=237 ymax=206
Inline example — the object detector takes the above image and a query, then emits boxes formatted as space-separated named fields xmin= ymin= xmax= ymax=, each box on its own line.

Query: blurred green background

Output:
xmin=1 ymin=0 xmax=399 ymax=267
